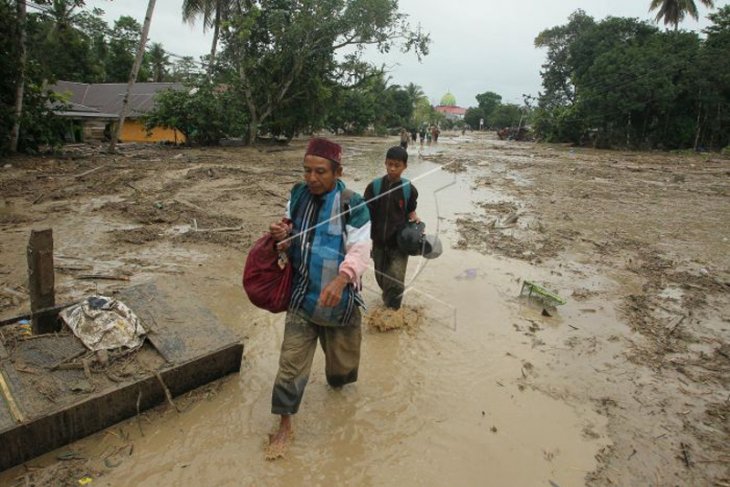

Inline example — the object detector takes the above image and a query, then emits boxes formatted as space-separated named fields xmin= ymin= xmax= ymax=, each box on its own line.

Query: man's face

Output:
xmin=303 ymin=154 xmax=341 ymax=195
xmin=385 ymin=158 xmax=406 ymax=182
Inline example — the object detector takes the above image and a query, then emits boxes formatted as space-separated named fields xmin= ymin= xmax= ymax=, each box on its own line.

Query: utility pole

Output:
xmin=109 ymin=0 xmax=157 ymax=152
xmin=10 ymin=0 xmax=27 ymax=153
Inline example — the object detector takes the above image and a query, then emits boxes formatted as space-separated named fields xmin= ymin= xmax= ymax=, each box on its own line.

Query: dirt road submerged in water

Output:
xmin=0 ymin=134 xmax=728 ymax=486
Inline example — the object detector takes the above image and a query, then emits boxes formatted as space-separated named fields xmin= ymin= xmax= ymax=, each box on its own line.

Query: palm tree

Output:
xmin=649 ymin=0 xmax=715 ymax=29
xmin=110 ymin=0 xmax=156 ymax=152
xmin=182 ymin=0 xmax=230 ymax=77
xmin=148 ymin=42 xmax=169 ymax=82
xmin=45 ymin=0 xmax=81 ymax=33
xmin=404 ymin=82 xmax=426 ymax=107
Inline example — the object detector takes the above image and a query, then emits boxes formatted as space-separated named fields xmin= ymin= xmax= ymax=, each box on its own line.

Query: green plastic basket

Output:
xmin=520 ymin=280 xmax=566 ymax=307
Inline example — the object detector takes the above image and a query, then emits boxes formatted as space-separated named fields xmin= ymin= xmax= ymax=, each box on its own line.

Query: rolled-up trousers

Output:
xmin=271 ymin=309 xmax=361 ymax=415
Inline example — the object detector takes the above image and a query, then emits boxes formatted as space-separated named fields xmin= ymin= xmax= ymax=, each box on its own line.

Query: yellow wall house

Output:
xmin=52 ymin=81 xmax=187 ymax=144
xmin=119 ymin=120 xmax=184 ymax=144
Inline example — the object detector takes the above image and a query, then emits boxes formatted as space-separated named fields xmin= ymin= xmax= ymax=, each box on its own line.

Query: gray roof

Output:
xmin=51 ymin=80 xmax=185 ymax=119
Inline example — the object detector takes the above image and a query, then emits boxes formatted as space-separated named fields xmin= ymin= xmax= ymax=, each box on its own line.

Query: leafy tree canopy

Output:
xmin=532 ymin=9 xmax=729 ymax=150
xmin=218 ymin=0 xmax=430 ymax=144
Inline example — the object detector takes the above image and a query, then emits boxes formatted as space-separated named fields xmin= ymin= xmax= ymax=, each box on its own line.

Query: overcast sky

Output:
xmin=86 ymin=0 xmax=727 ymax=108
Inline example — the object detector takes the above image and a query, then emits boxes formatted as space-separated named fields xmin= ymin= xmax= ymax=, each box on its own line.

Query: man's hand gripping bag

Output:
xmin=243 ymin=234 xmax=292 ymax=313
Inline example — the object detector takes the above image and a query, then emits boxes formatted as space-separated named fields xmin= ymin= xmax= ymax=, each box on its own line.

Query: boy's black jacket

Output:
xmin=364 ymin=176 xmax=418 ymax=247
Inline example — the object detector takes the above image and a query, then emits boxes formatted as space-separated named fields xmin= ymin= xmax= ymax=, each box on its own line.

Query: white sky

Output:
xmin=86 ymin=0 xmax=728 ymax=108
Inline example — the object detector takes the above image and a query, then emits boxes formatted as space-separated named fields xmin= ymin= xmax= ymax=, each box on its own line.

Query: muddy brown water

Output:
xmin=96 ymin=149 xmax=604 ymax=487
xmin=1 ymin=134 xmax=727 ymax=486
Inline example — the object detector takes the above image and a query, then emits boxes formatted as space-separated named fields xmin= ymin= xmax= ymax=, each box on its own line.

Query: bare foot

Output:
xmin=264 ymin=415 xmax=293 ymax=461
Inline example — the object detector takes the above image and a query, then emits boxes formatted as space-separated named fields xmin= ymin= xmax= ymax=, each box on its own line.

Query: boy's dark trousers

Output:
xmin=372 ymin=244 xmax=409 ymax=309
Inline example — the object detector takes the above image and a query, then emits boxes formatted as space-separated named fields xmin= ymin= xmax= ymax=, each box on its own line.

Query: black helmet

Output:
xmin=397 ymin=222 xmax=443 ymax=259
xmin=397 ymin=221 xmax=425 ymax=255
xmin=422 ymin=234 xmax=442 ymax=259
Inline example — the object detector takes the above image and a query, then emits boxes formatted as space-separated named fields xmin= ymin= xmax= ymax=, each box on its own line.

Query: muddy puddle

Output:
xmin=1 ymin=134 xmax=728 ymax=486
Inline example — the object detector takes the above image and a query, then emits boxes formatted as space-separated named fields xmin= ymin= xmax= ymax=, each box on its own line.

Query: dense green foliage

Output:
xmin=145 ymin=0 xmax=430 ymax=144
xmin=143 ymin=83 xmax=246 ymax=145
xmin=463 ymin=91 xmax=525 ymax=130
xmin=22 ymin=2 xmax=183 ymax=84
xmin=1 ymin=0 xmax=19 ymax=153
xmin=533 ymin=8 xmax=730 ymax=150
xmin=6 ymin=0 xmax=724 ymax=152
xmin=1 ymin=0 xmax=69 ymax=154
xmin=216 ymin=0 xmax=429 ymax=144
xmin=326 ymin=76 xmax=429 ymax=136
xmin=0 ymin=0 xmax=202 ymax=154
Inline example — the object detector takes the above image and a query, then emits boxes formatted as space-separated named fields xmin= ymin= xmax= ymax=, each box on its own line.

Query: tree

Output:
xmin=463 ymin=107 xmax=485 ymax=130
xmin=475 ymin=91 xmax=502 ymax=127
xmin=144 ymin=83 xmax=247 ymax=144
xmin=491 ymin=103 xmax=523 ymax=129
xmin=148 ymin=42 xmax=169 ymax=82
xmin=218 ymin=0 xmax=429 ymax=144
xmin=534 ymin=10 xmax=595 ymax=108
xmin=75 ymin=7 xmax=110 ymax=81
xmin=171 ymin=55 xmax=203 ymax=83
xmin=533 ymin=10 xmax=728 ymax=150
xmin=697 ymin=5 xmax=730 ymax=149
xmin=383 ymin=84 xmax=414 ymax=128
xmin=327 ymin=71 xmax=417 ymax=136
xmin=328 ymin=84 xmax=378 ymax=135
xmin=412 ymin=96 xmax=443 ymax=128
xmin=703 ymin=3 xmax=730 ymax=34
xmin=109 ymin=0 xmax=156 ymax=152
xmin=182 ymin=0 xmax=232 ymax=77
xmin=2 ymin=0 xmax=73 ymax=154
xmin=649 ymin=0 xmax=715 ymax=29
xmin=28 ymin=0 xmax=97 ymax=81
xmin=404 ymin=82 xmax=426 ymax=113
xmin=106 ymin=16 xmax=147 ymax=82
xmin=9 ymin=0 xmax=27 ymax=153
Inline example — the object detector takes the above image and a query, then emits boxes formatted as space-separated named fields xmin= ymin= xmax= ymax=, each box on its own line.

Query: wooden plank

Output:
xmin=0 ymin=369 xmax=24 ymax=424
xmin=27 ymin=229 xmax=58 ymax=334
xmin=0 ymin=302 xmax=79 ymax=327
xmin=0 ymin=341 xmax=242 ymax=470
xmin=0 ymin=358 xmax=27 ymax=428
xmin=0 ymin=392 xmax=15 ymax=432
xmin=0 ymin=281 xmax=244 ymax=471
xmin=117 ymin=282 xmax=240 ymax=365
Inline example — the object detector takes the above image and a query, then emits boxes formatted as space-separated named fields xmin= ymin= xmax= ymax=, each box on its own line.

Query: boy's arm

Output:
xmin=407 ymin=185 xmax=419 ymax=223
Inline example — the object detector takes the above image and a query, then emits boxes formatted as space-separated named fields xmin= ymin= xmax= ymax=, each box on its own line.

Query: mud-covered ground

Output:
xmin=450 ymin=138 xmax=730 ymax=485
xmin=0 ymin=134 xmax=728 ymax=486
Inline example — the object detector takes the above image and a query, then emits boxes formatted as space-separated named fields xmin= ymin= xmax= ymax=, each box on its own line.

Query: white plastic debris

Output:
xmin=60 ymin=296 xmax=146 ymax=351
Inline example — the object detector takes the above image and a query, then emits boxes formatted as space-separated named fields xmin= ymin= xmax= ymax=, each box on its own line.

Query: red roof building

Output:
xmin=434 ymin=92 xmax=466 ymax=120
xmin=435 ymin=105 xmax=467 ymax=119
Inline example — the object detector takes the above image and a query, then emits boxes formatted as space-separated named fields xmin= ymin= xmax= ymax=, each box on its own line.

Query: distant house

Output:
xmin=51 ymin=81 xmax=186 ymax=143
xmin=434 ymin=92 xmax=466 ymax=121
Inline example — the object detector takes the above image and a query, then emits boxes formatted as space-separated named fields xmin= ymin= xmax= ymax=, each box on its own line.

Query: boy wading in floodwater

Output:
xmin=364 ymin=146 xmax=419 ymax=310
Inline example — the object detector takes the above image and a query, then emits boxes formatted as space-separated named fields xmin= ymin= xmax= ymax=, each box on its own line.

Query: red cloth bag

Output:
xmin=242 ymin=234 xmax=293 ymax=313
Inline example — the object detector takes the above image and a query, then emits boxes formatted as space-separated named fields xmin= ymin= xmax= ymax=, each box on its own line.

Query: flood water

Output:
xmin=2 ymin=138 xmax=609 ymax=486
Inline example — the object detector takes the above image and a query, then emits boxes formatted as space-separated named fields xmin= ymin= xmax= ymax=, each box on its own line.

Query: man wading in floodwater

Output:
xmin=266 ymin=138 xmax=371 ymax=459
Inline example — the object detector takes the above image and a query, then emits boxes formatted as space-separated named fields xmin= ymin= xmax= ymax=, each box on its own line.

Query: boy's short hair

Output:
xmin=386 ymin=146 xmax=408 ymax=165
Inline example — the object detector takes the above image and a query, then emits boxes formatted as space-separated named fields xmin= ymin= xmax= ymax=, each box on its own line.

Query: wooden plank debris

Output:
xmin=27 ymin=229 xmax=57 ymax=334
xmin=0 ymin=281 xmax=243 ymax=471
